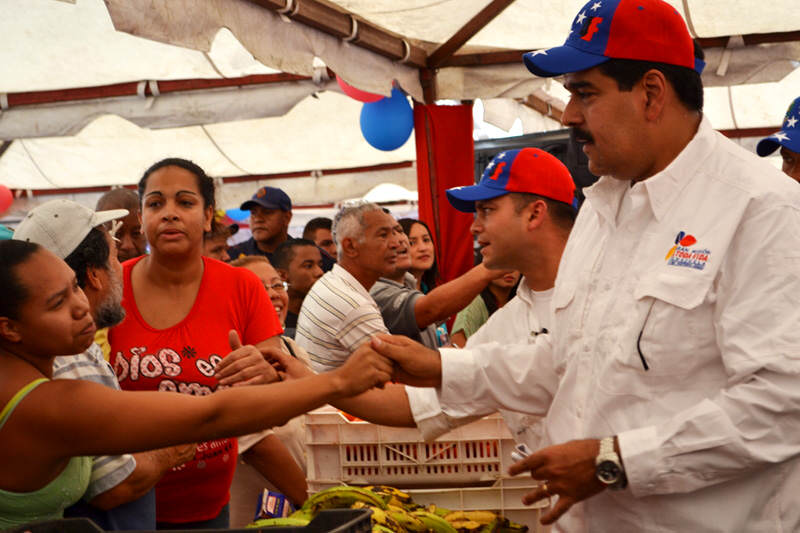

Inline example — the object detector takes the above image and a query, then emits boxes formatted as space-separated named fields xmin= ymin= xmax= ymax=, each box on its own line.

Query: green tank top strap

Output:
xmin=0 ymin=378 xmax=48 ymax=431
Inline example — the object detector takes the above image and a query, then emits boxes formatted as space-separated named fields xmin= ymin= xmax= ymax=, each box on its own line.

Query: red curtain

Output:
xmin=413 ymin=102 xmax=475 ymax=284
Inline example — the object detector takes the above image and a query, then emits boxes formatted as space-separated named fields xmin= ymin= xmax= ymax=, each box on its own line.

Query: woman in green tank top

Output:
xmin=0 ymin=240 xmax=393 ymax=528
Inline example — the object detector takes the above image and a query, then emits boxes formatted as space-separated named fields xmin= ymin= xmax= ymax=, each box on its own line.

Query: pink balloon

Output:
xmin=0 ymin=185 xmax=12 ymax=216
xmin=336 ymin=75 xmax=384 ymax=103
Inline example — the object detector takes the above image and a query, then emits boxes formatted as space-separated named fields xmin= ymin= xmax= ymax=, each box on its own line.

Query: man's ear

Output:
xmin=341 ymin=236 xmax=359 ymax=259
xmin=0 ymin=317 xmax=22 ymax=343
xmin=84 ymin=266 xmax=104 ymax=292
xmin=525 ymin=199 xmax=548 ymax=230
xmin=641 ymin=69 xmax=667 ymax=122
xmin=277 ymin=268 xmax=289 ymax=281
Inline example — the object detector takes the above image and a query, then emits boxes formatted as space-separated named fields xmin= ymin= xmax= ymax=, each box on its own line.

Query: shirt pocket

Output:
xmin=631 ymin=272 xmax=718 ymax=378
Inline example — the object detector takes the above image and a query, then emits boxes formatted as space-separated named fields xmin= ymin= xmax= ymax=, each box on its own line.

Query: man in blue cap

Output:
xmin=227 ymin=186 xmax=293 ymax=262
xmin=757 ymin=96 xmax=800 ymax=182
xmin=369 ymin=0 xmax=800 ymax=531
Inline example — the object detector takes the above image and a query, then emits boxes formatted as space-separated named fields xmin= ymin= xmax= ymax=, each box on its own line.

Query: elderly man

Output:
xmin=757 ymin=95 xmax=800 ymax=182
xmin=13 ymin=200 xmax=194 ymax=531
xmin=371 ymin=1 xmax=800 ymax=531
xmin=295 ymin=202 xmax=400 ymax=372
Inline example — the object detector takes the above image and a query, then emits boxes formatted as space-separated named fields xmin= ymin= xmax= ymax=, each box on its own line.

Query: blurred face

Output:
xmin=394 ymin=224 xmax=412 ymax=272
xmin=203 ymin=235 xmax=230 ymax=262
xmin=491 ymin=270 xmax=521 ymax=290
xmin=115 ymin=209 xmax=147 ymax=262
xmin=780 ymin=147 xmax=800 ymax=183
xmin=250 ymin=206 xmax=291 ymax=244
xmin=285 ymin=245 xmax=323 ymax=296
xmin=312 ymin=228 xmax=337 ymax=257
xmin=1 ymin=248 xmax=96 ymax=357
xmin=354 ymin=210 xmax=400 ymax=277
xmin=94 ymin=230 xmax=126 ymax=329
xmin=141 ymin=166 xmax=211 ymax=257
xmin=472 ymin=195 xmax=526 ymax=270
xmin=562 ymin=67 xmax=648 ymax=179
xmin=407 ymin=222 xmax=434 ymax=273
xmin=242 ymin=261 xmax=289 ymax=324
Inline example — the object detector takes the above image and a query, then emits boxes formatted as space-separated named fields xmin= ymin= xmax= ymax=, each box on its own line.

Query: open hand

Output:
xmin=509 ymin=439 xmax=606 ymax=525
xmin=216 ymin=330 xmax=279 ymax=386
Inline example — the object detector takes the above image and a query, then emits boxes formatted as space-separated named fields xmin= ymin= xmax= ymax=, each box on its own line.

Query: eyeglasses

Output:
xmin=267 ymin=281 xmax=289 ymax=292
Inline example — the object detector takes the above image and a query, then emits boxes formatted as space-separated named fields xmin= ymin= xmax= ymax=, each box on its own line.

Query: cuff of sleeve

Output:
xmin=440 ymin=348 xmax=481 ymax=418
xmin=406 ymin=386 xmax=452 ymax=441
xmin=85 ymin=455 xmax=137 ymax=500
xmin=238 ymin=429 xmax=276 ymax=454
xmin=617 ymin=425 xmax=661 ymax=498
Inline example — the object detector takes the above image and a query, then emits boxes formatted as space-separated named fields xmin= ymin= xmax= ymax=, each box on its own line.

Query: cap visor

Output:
xmin=524 ymin=45 xmax=610 ymax=77
xmin=240 ymin=200 xmax=283 ymax=211
xmin=446 ymin=186 xmax=508 ymax=213
xmin=93 ymin=208 xmax=129 ymax=226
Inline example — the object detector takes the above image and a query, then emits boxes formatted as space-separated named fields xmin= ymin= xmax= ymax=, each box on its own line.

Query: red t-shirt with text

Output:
xmin=109 ymin=256 xmax=282 ymax=523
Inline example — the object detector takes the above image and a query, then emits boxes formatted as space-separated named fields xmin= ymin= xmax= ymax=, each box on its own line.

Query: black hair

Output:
xmin=64 ymin=227 xmax=111 ymax=289
xmin=138 ymin=158 xmax=216 ymax=209
xmin=272 ymin=238 xmax=318 ymax=271
xmin=597 ymin=40 xmax=705 ymax=112
xmin=302 ymin=217 xmax=332 ymax=240
xmin=398 ymin=218 xmax=440 ymax=293
xmin=0 ymin=240 xmax=40 ymax=320
xmin=509 ymin=193 xmax=576 ymax=232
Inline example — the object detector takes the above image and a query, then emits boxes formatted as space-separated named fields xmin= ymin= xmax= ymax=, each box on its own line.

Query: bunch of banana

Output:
xmin=365 ymin=485 xmax=416 ymax=509
xmin=300 ymin=485 xmax=388 ymax=513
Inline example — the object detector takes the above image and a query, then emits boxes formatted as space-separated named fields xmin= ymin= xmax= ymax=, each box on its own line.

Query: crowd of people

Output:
xmin=1 ymin=0 xmax=800 ymax=531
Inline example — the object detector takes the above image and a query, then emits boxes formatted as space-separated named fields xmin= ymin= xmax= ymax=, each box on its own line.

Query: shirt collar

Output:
xmin=332 ymin=263 xmax=373 ymax=298
xmin=583 ymin=115 xmax=715 ymax=223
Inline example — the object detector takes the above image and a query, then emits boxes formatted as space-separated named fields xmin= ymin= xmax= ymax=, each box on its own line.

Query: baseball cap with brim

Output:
xmin=446 ymin=148 xmax=576 ymax=213
xmin=523 ymin=0 xmax=705 ymax=78
xmin=13 ymin=199 xmax=128 ymax=259
xmin=757 ymin=96 xmax=800 ymax=157
xmin=240 ymin=186 xmax=292 ymax=212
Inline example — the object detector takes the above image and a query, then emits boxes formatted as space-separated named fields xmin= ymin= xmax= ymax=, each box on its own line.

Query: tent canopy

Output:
xmin=0 ymin=0 xmax=797 ymax=196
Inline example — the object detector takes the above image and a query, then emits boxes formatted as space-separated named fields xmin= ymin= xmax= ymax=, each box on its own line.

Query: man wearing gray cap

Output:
xmin=13 ymin=199 xmax=194 ymax=531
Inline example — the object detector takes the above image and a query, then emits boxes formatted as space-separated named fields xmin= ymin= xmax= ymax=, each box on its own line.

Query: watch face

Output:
xmin=596 ymin=460 xmax=621 ymax=485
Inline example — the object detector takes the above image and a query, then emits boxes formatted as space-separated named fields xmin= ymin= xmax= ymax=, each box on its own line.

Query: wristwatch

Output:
xmin=595 ymin=436 xmax=627 ymax=490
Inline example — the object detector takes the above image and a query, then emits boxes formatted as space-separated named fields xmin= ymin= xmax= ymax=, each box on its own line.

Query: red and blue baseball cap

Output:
xmin=240 ymin=186 xmax=292 ymax=212
xmin=757 ymin=96 xmax=800 ymax=157
xmin=523 ymin=0 xmax=704 ymax=78
xmin=446 ymin=148 xmax=576 ymax=213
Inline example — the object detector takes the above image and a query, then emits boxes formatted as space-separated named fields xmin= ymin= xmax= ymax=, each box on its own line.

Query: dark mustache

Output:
xmin=571 ymin=127 xmax=594 ymax=144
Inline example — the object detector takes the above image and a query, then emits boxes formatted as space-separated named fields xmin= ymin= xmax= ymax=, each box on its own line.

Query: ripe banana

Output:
xmin=387 ymin=504 xmax=427 ymax=531
xmin=444 ymin=510 xmax=499 ymax=525
xmin=411 ymin=509 xmax=459 ymax=533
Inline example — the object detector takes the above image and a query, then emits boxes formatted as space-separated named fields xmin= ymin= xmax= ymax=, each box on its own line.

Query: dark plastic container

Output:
xmin=2 ymin=510 xmax=372 ymax=533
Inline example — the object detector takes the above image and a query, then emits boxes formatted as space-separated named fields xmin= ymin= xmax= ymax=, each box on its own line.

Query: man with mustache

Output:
xmin=13 ymin=200 xmax=194 ymax=531
xmin=371 ymin=0 xmax=800 ymax=531
xmin=295 ymin=202 xmax=401 ymax=373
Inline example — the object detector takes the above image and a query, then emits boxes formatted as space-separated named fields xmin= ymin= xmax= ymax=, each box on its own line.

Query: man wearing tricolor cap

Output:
xmin=372 ymin=1 xmax=800 ymax=531
xmin=757 ymin=96 xmax=800 ymax=182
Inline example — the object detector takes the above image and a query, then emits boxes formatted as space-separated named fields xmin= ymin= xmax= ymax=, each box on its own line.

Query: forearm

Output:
xmin=414 ymin=265 xmax=493 ymax=328
xmin=332 ymin=384 xmax=416 ymax=427
xmin=243 ymin=435 xmax=308 ymax=506
xmin=88 ymin=449 xmax=176 ymax=510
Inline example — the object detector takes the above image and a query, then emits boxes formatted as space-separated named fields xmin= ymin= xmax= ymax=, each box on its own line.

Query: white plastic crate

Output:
xmin=305 ymin=409 xmax=518 ymax=487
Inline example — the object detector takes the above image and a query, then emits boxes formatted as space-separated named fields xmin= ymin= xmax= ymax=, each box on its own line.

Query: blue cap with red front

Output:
xmin=446 ymin=148 xmax=576 ymax=213
xmin=523 ymin=0 xmax=704 ymax=78
xmin=757 ymin=96 xmax=800 ymax=157
xmin=240 ymin=186 xmax=292 ymax=212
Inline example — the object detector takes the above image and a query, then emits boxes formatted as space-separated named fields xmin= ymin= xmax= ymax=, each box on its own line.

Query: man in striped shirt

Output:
xmin=296 ymin=202 xmax=400 ymax=373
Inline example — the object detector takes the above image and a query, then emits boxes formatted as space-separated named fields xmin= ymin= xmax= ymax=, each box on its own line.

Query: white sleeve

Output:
xmin=619 ymin=201 xmax=800 ymax=497
xmin=439 ymin=335 xmax=559 ymax=419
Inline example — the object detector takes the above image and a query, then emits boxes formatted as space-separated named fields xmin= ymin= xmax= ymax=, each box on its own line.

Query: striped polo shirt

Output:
xmin=295 ymin=263 xmax=387 ymax=373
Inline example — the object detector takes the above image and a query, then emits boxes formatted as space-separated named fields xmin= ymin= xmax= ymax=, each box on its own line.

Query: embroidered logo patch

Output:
xmin=665 ymin=231 xmax=709 ymax=270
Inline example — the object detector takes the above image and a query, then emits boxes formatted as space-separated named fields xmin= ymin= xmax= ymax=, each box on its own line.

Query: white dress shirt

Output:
xmin=437 ymin=117 xmax=800 ymax=532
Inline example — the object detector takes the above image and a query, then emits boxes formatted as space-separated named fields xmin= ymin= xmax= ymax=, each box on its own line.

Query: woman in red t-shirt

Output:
xmin=109 ymin=158 xmax=284 ymax=528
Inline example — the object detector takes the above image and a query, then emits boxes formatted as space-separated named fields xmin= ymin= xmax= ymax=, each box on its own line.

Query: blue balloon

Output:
xmin=226 ymin=208 xmax=250 ymax=221
xmin=359 ymin=87 xmax=414 ymax=151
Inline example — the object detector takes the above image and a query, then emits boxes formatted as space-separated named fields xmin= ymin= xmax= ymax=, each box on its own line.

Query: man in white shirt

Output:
xmin=295 ymin=202 xmax=401 ymax=372
xmin=370 ymin=0 xmax=800 ymax=531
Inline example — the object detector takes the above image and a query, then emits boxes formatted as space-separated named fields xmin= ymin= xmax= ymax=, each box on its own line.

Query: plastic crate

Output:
xmin=305 ymin=409 xmax=517 ymax=487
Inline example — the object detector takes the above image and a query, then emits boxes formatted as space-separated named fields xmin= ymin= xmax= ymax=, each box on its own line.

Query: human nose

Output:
xmin=161 ymin=200 xmax=179 ymax=220
xmin=561 ymin=95 xmax=583 ymax=128
xmin=470 ymin=215 xmax=483 ymax=235
xmin=72 ymin=287 xmax=92 ymax=318
xmin=312 ymin=264 xmax=323 ymax=278
xmin=118 ymin=233 xmax=134 ymax=253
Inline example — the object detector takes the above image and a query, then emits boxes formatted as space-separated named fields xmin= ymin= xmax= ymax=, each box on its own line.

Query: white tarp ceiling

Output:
xmin=0 ymin=0 xmax=797 ymax=193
